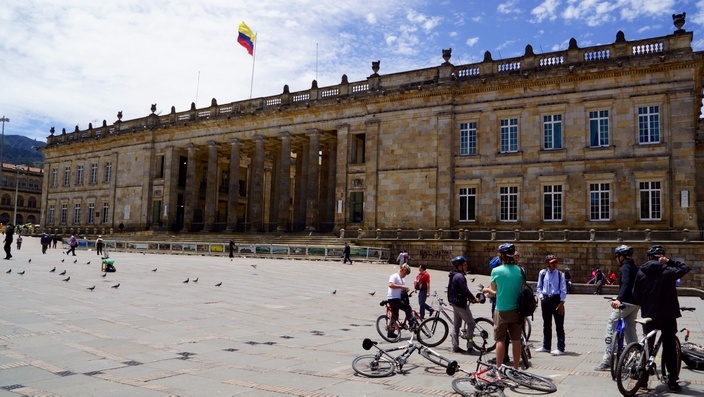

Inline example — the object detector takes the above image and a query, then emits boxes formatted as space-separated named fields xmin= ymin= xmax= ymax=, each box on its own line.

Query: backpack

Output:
xmin=517 ymin=267 xmax=537 ymax=318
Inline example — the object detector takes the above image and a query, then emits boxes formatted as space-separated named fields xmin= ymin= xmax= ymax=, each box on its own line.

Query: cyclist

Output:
xmin=386 ymin=263 xmax=417 ymax=338
xmin=595 ymin=245 xmax=640 ymax=371
xmin=632 ymin=245 xmax=691 ymax=392
xmin=447 ymin=255 xmax=477 ymax=354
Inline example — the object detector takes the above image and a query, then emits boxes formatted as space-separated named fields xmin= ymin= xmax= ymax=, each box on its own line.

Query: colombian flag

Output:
xmin=237 ymin=22 xmax=256 ymax=56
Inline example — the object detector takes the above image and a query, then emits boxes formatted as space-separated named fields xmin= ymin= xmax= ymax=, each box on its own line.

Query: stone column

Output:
xmin=364 ymin=119 xmax=380 ymax=228
xmin=293 ymin=143 xmax=309 ymax=231
xmin=305 ymin=129 xmax=320 ymax=231
xmin=203 ymin=141 xmax=218 ymax=231
xmin=247 ymin=135 xmax=265 ymax=232
xmin=180 ymin=144 xmax=196 ymax=232
xmin=225 ymin=138 xmax=240 ymax=232
xmin=276 ymin=131 xmax=292 ymax=231
xmin=436 ymin=110 xmax=454 ymax=229
xmin=325 ymin=143 xmax=337 ymax=231
xmin=162 ymin=146 xmax=179 ymax=230
xmin=334 ymin=124 xmax=350 ymax=232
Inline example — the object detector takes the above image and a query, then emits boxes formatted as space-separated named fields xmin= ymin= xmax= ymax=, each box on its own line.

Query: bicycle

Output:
xmin=448 ymin=337 xmax=557 ymax=396
xmin=375 ymin=291 xmax=429 ymax=343
xmin=603 ymin=296 xmax=637 ymax=380
xmin=678 ymin=308 xmax=703 ymax=370
xmin=614 ymin=307 xmax=695 ymax=396
xmin=351 ymin=334 xmax=456 ymax=378
xmin=417 ymin=290 xmax=495 ymax=352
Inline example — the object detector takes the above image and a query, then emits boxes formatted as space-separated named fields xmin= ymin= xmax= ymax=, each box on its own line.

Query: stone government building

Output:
xmin=41 ymin=18 xmax=703 ymax=247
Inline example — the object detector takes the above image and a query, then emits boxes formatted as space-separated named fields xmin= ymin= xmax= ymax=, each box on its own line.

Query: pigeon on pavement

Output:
xmin=62 ymin=276 xmax=70 ymax=282
xmin=111 ymin=283 xmax=120 ymax=289
xmin=332 ymin=290 xmax=337 ymax=294
xmin=193 ymin=278 xmax=198 ymax=283
xmin=152 ymin=268 xmax=157 ymax=272
xmin=18 ymin=271 xmax=25 ymax=275
xmin=5 ymin=269 xmax=10 ymax=274
xmin=59 ymin=270 xmax=66 ymax=275
xmin=50 ymin=267 xmax=56 ymax=272
xmin=369 ymin=291 xmax=376 ymax=296
xmin=215 ymin=282 xmax=222 ymax=287
xmin=87 ymin=286 xmax=95 ymax=291
xmin=183 ymin=278 xmax=189 ymax=283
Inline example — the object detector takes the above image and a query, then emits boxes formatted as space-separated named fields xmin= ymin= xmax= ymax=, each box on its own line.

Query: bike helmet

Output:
xmin=400 ymin=263 xmax=411 ymax=274
xmin=497 ymin=243 xmax=515 ymax=255
xmin=489 ymin=256 xmax=501 ymax=268
xmin=614 ymin=245 xmax=634 ymax=257
xmin=545 ymin=254 xmax=557 ymax=263
xmin=646 ymin=245 xmax=665 ymax=257
xmin=451 ymin=256 xmax=467 ymax=267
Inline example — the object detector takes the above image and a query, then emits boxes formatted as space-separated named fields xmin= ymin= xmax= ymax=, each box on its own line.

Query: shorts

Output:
xmin=494 ymin=309 xmax=522 ymax=342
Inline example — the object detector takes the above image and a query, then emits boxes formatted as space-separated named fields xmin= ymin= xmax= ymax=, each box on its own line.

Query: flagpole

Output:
xmin=249 ymin=34 xmax=257 ymax=99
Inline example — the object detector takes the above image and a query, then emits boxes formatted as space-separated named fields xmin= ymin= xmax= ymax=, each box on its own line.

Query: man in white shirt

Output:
xmin=386 ymin=264 xmax=416 ymax=338
xmin=535 ymin=254 xmax=567 ymax=356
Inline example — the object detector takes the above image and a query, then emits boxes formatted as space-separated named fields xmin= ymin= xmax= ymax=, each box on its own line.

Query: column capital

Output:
xmin=184 ymin=143 xmax=196 ymax=150
xmin=228 ymin=137 xmax=241 ymax=145
xmin=252 ymin=134 xmax=264 ymax=142
xmin=206 ymin=140 xmax=217 ymax=146
xmin=306 ymin=128 xmax=320 ymax=137
xmin=278 ymin=131 xmax=291 ymax=139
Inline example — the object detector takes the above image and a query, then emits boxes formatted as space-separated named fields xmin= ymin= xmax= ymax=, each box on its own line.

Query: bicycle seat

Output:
xmin=380 ymin=300 xmax=389 ymax=306
xmin=635 ymin=317 xmax=653 ymax=325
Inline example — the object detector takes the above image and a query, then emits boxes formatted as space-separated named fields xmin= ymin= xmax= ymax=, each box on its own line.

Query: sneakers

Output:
xmin=551 ymin=350 xmax=565 ymax=356
xmin=668 ymin=382 xmax=682 ymax=393
xmin=534 ymin=346 xmax=549 ymax=353
xmin=453 ymin=347 xmax=468 ymax=354
xmin=594 ymin=363 xmax=610 ymax=371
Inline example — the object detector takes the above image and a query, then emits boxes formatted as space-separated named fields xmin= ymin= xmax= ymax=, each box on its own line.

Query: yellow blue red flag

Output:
xmin=237 ymin=22 xmax=256 ymax=55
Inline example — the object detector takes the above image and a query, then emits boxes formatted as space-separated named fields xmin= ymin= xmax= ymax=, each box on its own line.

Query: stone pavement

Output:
xmin=0 ymin=237 xmax=703 ymax=397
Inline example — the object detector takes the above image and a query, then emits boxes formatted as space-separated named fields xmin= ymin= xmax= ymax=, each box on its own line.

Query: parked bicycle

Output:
xmin=352 ymin=334 xmax=456 ymax=378
xmin=604 ymin=296 xmax=637 ymax=380
xmin=448 ymin=337 xmax=557 ymax=396
xmin=614 ymin=307 xmax=695 ymax=396
xmin=375 ymin=291 xmax=429 ymax=343
xmin=417 ymin=290 xmax=496 ymax=351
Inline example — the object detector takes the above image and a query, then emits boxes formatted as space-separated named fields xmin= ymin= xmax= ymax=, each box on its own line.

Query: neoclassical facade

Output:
xmin=41 ymin=23 xmax=704 ymax=235
xmin=0 ymin=163 xmax=42 ymax=226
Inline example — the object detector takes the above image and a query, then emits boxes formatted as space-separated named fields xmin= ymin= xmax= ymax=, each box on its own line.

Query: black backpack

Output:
xmin=517 ymin=267 xmax=537 ymax=318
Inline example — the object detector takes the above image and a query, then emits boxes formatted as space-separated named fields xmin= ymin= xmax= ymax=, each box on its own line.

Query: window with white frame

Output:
xmin=589 ymin=110 xmax=609 ymax=147
xmin=48 ymin=205 xmax=55 ymax=224
xmin=543 ymin=115 xmax=562 ymax=150
xmin=63 ymin=167 xmax=70 ymax=186
xmin=459 ymin=122 xmax=477 ymax=155
xmin=88 ymin=203 xmax=95 ymax=224
xmin=500 ymin=118 xmax=518 ymax=153
xmin=101 ymin=202 xmax=109 ymax=223
xmin=499 ymin=186 xmax=518 ymax=221
xmin=104 ymin=162 xmax=112 ymax=183
xmin=638 ymin=106 xmax=660 ymax=144
xmin=73 ymin=203 xmax=81 ymax=224
xmin=51 ymin=169 xmax=58 ymax=187
xmin=459 ymin=187 xmax=476 ymax=221
xmin=76 ymin=165 xmax=84 ymax=185
xmin=589 ymin=183 xmax=611 ymax=221
xmin=90 ymin=163 xmax=98 ymax=184
xmin=543 ymin=185 xmax=563 ymax=221
xmin=639 ymin=181 xmax=662 ymax=220
xmin=60 ymin=205 xmax=68 ymax=224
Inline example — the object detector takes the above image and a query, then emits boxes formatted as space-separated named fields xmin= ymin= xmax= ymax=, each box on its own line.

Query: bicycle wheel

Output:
xmin=520 ymin=339 xmax=531 ymax=369
xmin=615 ymin=342 xmax=646 ymax=397
xmin=419 ymin=346 xmax=453 ymax=368
xmin=523 ymin=317 xmax=532 ymax=341
xmin=503 ymin=367 xmax=557 ymax=393
xmin=417 ymin=316 xmax=449 ymax=347
xmin=352 ymin=354 xmax=396 ymax=377
xmin=452 ymin=377 xmax=506 ymax=397
xmin=375 ymin=314 xmax=402 ymax=343
xmin=609 ymin=329 xmax=624 ymax=380
xmin=470 ymin=318 xmax=496 ymax=353
xmin=661 ymin=336 xmax=682 ymax=383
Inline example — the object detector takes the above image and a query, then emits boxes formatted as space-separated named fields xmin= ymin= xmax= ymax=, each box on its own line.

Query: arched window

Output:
xmin=17 ymin=195 xmax=24 ymax=207
xmin=0 ymin=194 xmax=10 ymax=206
xmin=28 ymin=197 xmax=37 ymax=208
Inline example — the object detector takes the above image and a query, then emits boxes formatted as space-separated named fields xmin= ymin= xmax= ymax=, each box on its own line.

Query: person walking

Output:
xmin=414 ymin=264 xmax=433 ymax=319
xmin=535 ymin=254 xmax=567 ymax=356
xmin=95 ymin=235 xmax=104 ymax=256
xmin=229 ymin=239 xmax=236 ymax=258
xmin=52 ymin=234 xmax=59 ymax=248
xmin=40 ymin=233 xmax=51 ymax=254
xmin=595 ymin=245 xmax=640 ymax=371
xmin=15 ymin=235 xmax=22 ymax=250
xmin=66 ymin=235 xmax=78 ymax=256
xmin=3 ymin=223 xmax=14 ymax=260
xmin=632 ymin=245 xmax=690 ymax=392
xmin=343 ymin=243 xmax=352 ymax=265
xmin=447 ymin=256 xmax=477 ymax=354
xmin=386 ymin=264 xmax=417 ymax=339
xmin=396 ymin=250 xmax=407 ymax=266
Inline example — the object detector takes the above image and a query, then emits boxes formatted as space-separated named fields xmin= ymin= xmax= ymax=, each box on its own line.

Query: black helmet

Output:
xmin=614 ymin=245 xmax=634 ymax=257
xmin=497 ymin=243 xmax=515 ymax=255
xmin=451 ymin=256 xmax=467 ymax=267
xmin=646 ymin=245 xmax=665 ymax=257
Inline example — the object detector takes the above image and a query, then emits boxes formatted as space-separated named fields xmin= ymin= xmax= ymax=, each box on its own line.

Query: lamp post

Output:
xmin=13 ymin=165 xmax=20 ymax=225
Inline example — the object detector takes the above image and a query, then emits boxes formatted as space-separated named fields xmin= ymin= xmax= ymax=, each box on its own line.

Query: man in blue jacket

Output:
xmin=447 ymin=256 xmax=477 ymax=354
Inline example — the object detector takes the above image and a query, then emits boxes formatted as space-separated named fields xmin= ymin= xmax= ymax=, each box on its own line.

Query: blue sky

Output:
xmin=0 ymin=0 xmax=701 ymax=142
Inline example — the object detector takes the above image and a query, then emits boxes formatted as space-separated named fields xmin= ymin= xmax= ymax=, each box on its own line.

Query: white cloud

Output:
xmin=366 ymin=13 xmax=377 ymax=24
xmin=498 ymin=0 xmax=522 ymax=14
xmin=466 ymin=37 xmax=480 ymax=47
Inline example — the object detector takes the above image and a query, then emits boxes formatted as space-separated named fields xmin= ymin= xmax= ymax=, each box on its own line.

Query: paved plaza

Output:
xmin=0 ymin=237 xmax=703 ymax=396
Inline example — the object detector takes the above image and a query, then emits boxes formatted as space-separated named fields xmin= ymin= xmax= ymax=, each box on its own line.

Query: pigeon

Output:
xmin=470 ymin=277 xmax=476 ymax=283
xmin=101 ymin=273 xmax=107 ymax=277
xmin=193 ymin=278 xmax=198 ymax=283
xmin=251 ymin=264 xmax=257 ymax=269
xmin=111 ymin=283 xmax=120 ymax=289
xmin=86 ymin=261 xmax=91 ymax=265
xmin=18 ymin=271 xmax=25 ymax=275
xmin=59 ymin=270 xmax=66 ymax=275
xmin=183 ymin=278 xmax=189 ymax=284
xmin=62 ymin=276 xmax=70 ymax=282
xmin=50 ymin=267 xmax=56 ymax=272
xmin=215 ymin=282 xmax=222 ymax=287
xmin=151 ymin=268 xmax=157 ymax=272
xmin=61 ymin=259 xmax=65 ymax=262
xmin=87 ymin=286 xmax=95 ymax=291
xmin=28 ymin=259 xmax=31 ymax=263
xmin=369 ymin=291 xmax=376 ymax=296
xmin=5 ymin=269 xmax=10 ymax=274
xmin=332 ymin=290 xmax=337 ymax=294
xmin=73 ymin=260 xmax=77 ymax=264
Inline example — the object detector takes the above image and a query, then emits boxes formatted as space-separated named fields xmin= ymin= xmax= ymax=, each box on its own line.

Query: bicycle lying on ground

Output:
xmin=679 ymin=307 xmax=704 ymax=370
xmin=447 ymin=337 xmax=557 ymax=396
xmin=352 ymin=334 xmax=456 ymax=377
xmin=614 ymin=307 xmax=695 ymax=396
xmin=416 ymin=290 xmax=496 ymax=351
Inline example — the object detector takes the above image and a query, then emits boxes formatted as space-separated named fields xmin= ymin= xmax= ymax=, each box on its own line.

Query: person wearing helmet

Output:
xmin=447 ymin=255 xmax=477 ymax=354
xmin=386 ymin=263 xmax=416 ymax=338
xmin=482 ymin=243 xmax=524 ymax=368
xmin=632 ymin=245 xmax=690 ymax=392
xmin=535 ymin=254 xmax=567 ymax=356
xmin=595 ymin=245 xmax=640 ymax=371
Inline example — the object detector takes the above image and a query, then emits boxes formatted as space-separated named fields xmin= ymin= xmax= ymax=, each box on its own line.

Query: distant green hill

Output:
xmin=1 ymin=135 xmax=45 ymax=168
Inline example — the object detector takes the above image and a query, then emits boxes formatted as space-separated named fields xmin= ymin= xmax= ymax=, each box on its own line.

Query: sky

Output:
xmin=1 ymin=0 xmax=703 ymax=142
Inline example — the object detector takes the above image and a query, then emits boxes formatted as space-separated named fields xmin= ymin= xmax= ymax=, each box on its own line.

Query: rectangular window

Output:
xmin=543 ymin=185 xmax=563 ymax=221
xmin=500 ymin=118 xmax=518 ymax=153
xmin=459 ymin=122 xmax=477 ymax=155
xmin=349 ymin=192 xmax=364 ymax=223
xmin=51 ymin=169 xmax=58 ymax=187
xmin=638 ymin=106 xmax=660 ymax=144
xmin=589 ymin=183 xmax=611 ymax=221
xmin=88 ymin=203 xmax=95 ymax=224
xmin=639 ymin=181 xmax=662 ymax=220
xmin=459 ymin=187 xmax=476 ymax=221
xmin=499 ymin=186 xmax=518 ymax=221
xmin=76 ymin=165 xmax=84 ymax=185
xmin=543 ymin=115 xmax=562 ymax=150
xmin=73 ymin=203 xmax=81 ymax=224
xmin=104 ymin=162 xmax=112 ymax=183
xmin=60 ymin=205 xmax=68 ymax=224
xmin=63 ymin=167 xmax=71 ymax=186
xmin=156 ymin=155 xmax=165 ymax=178
xmin=589 ymin=110 xmax=609 ymax=147
xmin=90 ymin=163 xmax=98 ymax=184
xmin=101 ymin=203 xmax=109 ymax=223
xmin=48 ymin=205 xmax=55 ymax=224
